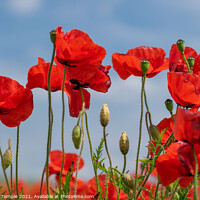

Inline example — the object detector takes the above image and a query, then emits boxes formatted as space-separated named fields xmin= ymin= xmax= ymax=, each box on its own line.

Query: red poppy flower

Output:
xmin=0 ymin=76 xmax=33 ymax=127
xmin=169 ymin=44 xmax=198 ymax=72
xmin=55 ymin=175 xmax=85 ymax=196
xmin=173 ymin=108 xmax=200 ymax=145
xmin=112 ymin=46 xmax=169 ymax=79
xmin=55 ymin=27 xmax=106 ymax=81
xmin=48 ymin=150 xmax=84 ymax=176
xmin=26 ymin=57 xmax=90 ymax=117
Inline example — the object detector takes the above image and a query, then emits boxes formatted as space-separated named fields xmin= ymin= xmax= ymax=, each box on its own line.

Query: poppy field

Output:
xmin=0 ymin=27 xmax=200 ymax=199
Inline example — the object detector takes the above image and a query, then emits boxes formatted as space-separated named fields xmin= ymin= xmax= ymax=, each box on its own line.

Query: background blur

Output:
xmin=0 ymin=0 xmax=200 ymax=183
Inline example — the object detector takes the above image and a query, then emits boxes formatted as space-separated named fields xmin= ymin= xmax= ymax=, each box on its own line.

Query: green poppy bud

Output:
xmin=148 ymin=124 xmax=160 ymax=140
xmin=165 ymin=99 xmax=173 ymax=113
xmin=100 ymin=104 xmax=110 ymax=127
xmin=187 ymin=56 xmax=195 ymax=69
xmin=72 ymin=125 xmax=82 ymax=149
xmin=50 ymin=29 xmax=57 ymax=45
xmin=176 ymin=39 xmax=185 ymax=53
xmin=141 ymin=59 xmax=149 ymax=74
xmin=119 ymin=131 xmax=129 ymax=155
xmin=122 ymin=174 xmax=135 ymax=190
xmin=2 ymin=149 xmax=12 ymax=170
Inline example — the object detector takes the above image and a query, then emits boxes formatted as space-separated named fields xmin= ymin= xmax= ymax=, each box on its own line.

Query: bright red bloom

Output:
xmin=0 ymin=76 xmax=33 ymax=127
xmin=26 ymin=57 xmax=90 ymax=117
xmin=173 ymin=108 xmax=200 ymax=144
xmin=156 ymin=142 xmax=196 ymax=188
xmin=169 ymin=44 xmax=198 ymax=72
xmin=167 ymin=72 xmax=200 ymax=107
xmin=55 ymin=27 xmax=106 ymax=81
xmin=48 ymin=150 xmax=84 ymax=176
xmin=112 ymin=46 xmax=169 ymax=79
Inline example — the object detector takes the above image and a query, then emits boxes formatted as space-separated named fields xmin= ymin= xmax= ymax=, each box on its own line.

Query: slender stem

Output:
xmin=16 ymin=125 xmax=20 ymax=199
xmin=192 ymin=146 xmax=198 ymax=200
xmin=44 ymin=44 xmax=56 ymax=198
xmin=134 ymin=75 xmax=146 ymax=199
xmin=154 ymin=181 xmax=160 ymax=200
xmin=170 ymin=112 xmax=175 ymax=122
xmin=0 ymin=148 xmax=11 ymax=195
xmin=59 ymin=64 xmax=67 ymax=196
xmin=181 ymin=52 xmax=191 ymax=73
xmin=10 ymin=163 xmax=13 ymax=194
xmin=74 ymin=114 xmax=85 ymax=199
xmin=144 ymin=89 xmax=149 ymax=112
xmin=170 ymin=180 xmax=179 ymax=200
xmin=111 ymin=168 xmax=122 ymax=176
xmin=122 ymin=155 xmax=126 ymax=174
xmin=103 ymin=127 xmax=119 ymax=200
xmin=84 ymin=112 xmax=99 ymax=193
xmin=104 ymin=169 xmax=109 ymax=200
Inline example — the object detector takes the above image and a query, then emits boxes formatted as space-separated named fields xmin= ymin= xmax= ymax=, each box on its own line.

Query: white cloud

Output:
xmin=5 ymin=0 xmax=43 ymax=15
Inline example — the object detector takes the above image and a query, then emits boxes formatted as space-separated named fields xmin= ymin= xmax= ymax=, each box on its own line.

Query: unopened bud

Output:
xmin=100 ymin=104 xmax=110 ymax=127
xmin=141 ymin=59 xmax=149 ymax=74
xmin=148 ymin=124 xmax=160 ymax=140
xmin=119 ymin=131 xmax=129 ymax=155
xmin=176 ymin=39 xmax=185 ymax=53
xmin=72 ymin=125 xmax=82 ymax=149
xmin=165 ymin=99 xmax=173 ymax=114
xmin=2 ymin=149 xmax=12 ymax=170
xmin=122 ymin=174 xmax=135 ymax=190
xmin=50 ymin=30 xmax=57 ymax=45
xmin=187 ymin=56 xmax=195 ymax=69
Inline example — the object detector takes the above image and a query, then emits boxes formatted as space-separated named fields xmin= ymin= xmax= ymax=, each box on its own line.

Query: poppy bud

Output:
xmin=100 ymin=104 xmax=110 ymax=127
xmin=122 ymin=173 xmax=135 ymax=190
xmin=187 ymin=56 xmax=195 ymax=69
xmin=176 ymin=39 xmax=185 ymax=53
xmin=2 ymin=149 xmax=12 ymax=170
xmin=148 ymin=124 xmax=160 ymax=140
xmin=72 ymin=125 xmax=82 ymax=149
xmin=141 ymin=59 xmax=149 ymax=74
xmin=50 ymin=29 xmax=57 ymax=45
xmin=165 ymin=99 xmax=173 ymax=114
xmin=119 ymin=131 xmax=129 ymax=155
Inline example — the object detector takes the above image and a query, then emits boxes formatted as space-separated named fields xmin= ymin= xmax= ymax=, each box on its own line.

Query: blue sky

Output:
xmin=1 ymin=0 xmax=200 ymax=182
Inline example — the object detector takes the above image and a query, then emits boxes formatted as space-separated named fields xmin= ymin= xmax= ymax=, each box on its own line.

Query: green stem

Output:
xmin=45 ymin=44 xmax=56 ymax=198
xmin=181 ymin=52 xmax=191 ymax=73
xmin=192 ymin=146 xmax=198 ymax=200
xmin=170 ymin=180 xmax=179 ymax=200
xmin=0 ymin=148 xmax=11 ymax=195
xmin=144 ymin=89 xmax=149 ymax=112
xmin=16 ymin=125 xmax=20 ymax=199
xmin=111 ymin=168 xmax=123 ymax=176
xmin=154 ymin=181 xmax=160 ymax=200
xmin=134 ymin=75 xmax=146 ymax=199
xmin=103 ymin=127 xmax=119 ymax=200
xmin=59 ymin=64 xmax=67 ymax=197
xmin=10 ymin=163 xmax=13 ymax=194
xmin=84 ymin=112 xmax=99 ymax=193
xmin=74 ymin=114 xmax=85 ymax=200
xmin=104 ymin=169 xmax=109 ymax=200
xmin=122 ymin=155 xmax=126 ymax=174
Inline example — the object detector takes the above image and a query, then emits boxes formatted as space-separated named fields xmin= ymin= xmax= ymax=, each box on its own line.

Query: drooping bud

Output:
xmin=148 ymin=124 xmax=160 ymax=140
xmin=176 ymin=39 xmax=185 ymax=53
xmin=165 ymin=99 xmax=173 ymax=114
xmin=141 ymin=59 xmax=149 ymax=74
xmin=187 ymin=56 xmax=195 ymax=69
xmin=50 ymin=29 xmax=57 ymax=45
xmin=119 ymin=131 xmax=129 ymax=155
xmin=122 ymin=174 xmax=135 ymax=190
xmin=100 ymin=104 xmax=110 ymax=127
xmin=72 ymin=125 xmax=82 ymax=149
xmin=2 ymin=140 xmax=12 ymax=170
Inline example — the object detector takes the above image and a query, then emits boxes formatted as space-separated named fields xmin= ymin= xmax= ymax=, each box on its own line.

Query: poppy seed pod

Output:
xmin=2 ymin=149 xmax=12 ymax=170
xmin=50 ymin=29 xmax=57 ymax=44
xmin=148 ymin=124 xmax=160 ymax=140
xmin=100 ymin=104 xmax=110 ymax=127
xmin=140 ymin=59 xmax=149 ymax=74
xmin=165 ymin=99 xmax=173 ymax=114
xmin=187 ymin=56 xmax=195 ymax=69
xmin=176 ymin=39 xmax=185 ymax=53
xmin=72 ymin=125 xmax=82 ymax=149
xmin=119 ymin=131 xmax=129 ymax=155
xmin=122 ymin=173 xmax=135 ymax=190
